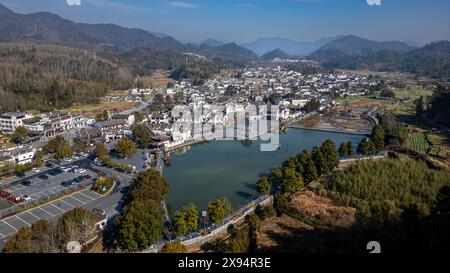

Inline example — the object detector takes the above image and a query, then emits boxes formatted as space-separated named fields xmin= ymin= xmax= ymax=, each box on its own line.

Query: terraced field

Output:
xmin=409 ymin=132 xmax=430 ymax=154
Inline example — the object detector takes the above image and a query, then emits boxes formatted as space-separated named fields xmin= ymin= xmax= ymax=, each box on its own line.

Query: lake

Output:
xmin=163 ymin=128 xmax=364 ymax=213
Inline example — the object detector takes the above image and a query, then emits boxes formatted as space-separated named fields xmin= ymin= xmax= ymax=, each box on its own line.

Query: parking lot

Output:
xmin=5 ymin=167 xmax=97 ymax=204
xmin=0 ymin=189 xmax=103 ymax=243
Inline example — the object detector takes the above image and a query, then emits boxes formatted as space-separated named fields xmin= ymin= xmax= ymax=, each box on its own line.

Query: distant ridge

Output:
xmin=241 ymin=36 xmax=343 ymax=56
xmin=260 ymin=49 xmax=292 ymax=61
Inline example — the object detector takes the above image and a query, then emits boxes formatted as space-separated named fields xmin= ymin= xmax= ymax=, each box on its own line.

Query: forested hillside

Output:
xmin=0 ymin=43 xmax=133 ymax=112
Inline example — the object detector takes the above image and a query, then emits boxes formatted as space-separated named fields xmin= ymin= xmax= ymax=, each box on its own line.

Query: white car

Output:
xmin=32 ymin=168 xmax=40 ymax=173
xmin=22 ymin=195 xmax=31 ymax=201
xmin=77 ymin=169 xmax=87 ymax=174
xmin=63 ymin=158 xmax=72 ymax=162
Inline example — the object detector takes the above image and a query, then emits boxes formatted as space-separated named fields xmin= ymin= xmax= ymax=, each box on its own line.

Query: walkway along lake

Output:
xmin=163 ymin=128 xmax=364 ymax=213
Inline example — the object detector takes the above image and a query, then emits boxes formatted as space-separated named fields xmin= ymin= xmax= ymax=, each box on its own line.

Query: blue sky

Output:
xmin=1 ymin=0 xmax=449 ymax=44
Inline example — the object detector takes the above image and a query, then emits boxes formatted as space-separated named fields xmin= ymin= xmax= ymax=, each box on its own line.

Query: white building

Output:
xmin=0 ymin=112 xmax=34 ymax=134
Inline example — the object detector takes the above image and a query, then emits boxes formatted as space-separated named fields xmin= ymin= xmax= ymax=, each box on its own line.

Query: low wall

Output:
xmin=181 ymin=195 xmax=273 ymax=250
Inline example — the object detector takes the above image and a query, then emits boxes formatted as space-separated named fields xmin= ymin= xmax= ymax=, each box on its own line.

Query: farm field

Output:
xmin=409 ymin=132 xmax=430 ymax=154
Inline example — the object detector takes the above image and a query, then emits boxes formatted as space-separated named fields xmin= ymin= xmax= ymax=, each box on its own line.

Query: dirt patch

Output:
xmin=141 ymin=70 xmax=176 ymax=89
xmin=288 ymin=190 xmax=357 ymax=228
xmin=255 ymin=190 xmax=357 ymax=253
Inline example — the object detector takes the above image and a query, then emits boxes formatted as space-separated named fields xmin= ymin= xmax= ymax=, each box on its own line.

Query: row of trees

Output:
xmin=114 ymin=169 xmax=170 ymax=251
xmin=256 ymin=139 xmax=340 ymax=196
xmin=2 ymin=208 xmax=99 ymax=253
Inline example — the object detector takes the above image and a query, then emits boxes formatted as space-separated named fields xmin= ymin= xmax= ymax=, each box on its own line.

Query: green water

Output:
xmin=164 ymin=128 xmax=363 ymax=212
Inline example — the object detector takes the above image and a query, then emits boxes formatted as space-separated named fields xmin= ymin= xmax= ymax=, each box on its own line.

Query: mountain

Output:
xmin=260 ymin=49 xmax=292 ymax=61
xmin=0 ymin=3 xmax=256 ymax=64
xmin=308 ymin=36 xmax=450 ymax=80
xmin=201 ymin=38 xmax=226 ymax=47
xmin=241 ymin=36 xmax=342 ymax=57
xmin=309 ymin=35 xmax=416 ymax=62
xmin=400 ymin=41 xmax=450 ymax=79
xmin=0 ymin=3 xmax=184 ymax=53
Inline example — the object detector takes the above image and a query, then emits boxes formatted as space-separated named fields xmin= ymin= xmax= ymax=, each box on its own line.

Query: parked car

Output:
xmin=72 ymin=155 xmax=80 ymax=160
xmin=38 ymin=174 xmax=49 ymax=180
xmin=63 ymin=158 xmax=72 ymax=162
xmin=21 ymin=180 xmax=32 ymax=186
xmin=22 ymin=195 xmax=31 ymax=201
xmin=45 ymin=162 xmax=54 ymax=168
xmin=16 ymin=172 xmax=26 ymax=178
xmin=32 ymin=168 xmax=40 ymax=173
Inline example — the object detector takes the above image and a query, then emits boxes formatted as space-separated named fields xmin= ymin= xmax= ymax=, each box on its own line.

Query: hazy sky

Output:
xmin=1 ymin=0 xmax=449 ymax=44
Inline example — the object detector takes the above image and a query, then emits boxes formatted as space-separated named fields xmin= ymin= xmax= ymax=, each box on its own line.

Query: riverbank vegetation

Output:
xmin=114 ymin=169 xmax=169 ymax=251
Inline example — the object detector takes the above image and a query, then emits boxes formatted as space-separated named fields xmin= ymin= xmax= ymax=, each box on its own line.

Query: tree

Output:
xmin=303 ymin=98 xmax=321 ymax=113
xmin=12 ymin=126 xmax=28 ymax=144
xmin=208 ymin=198 xmax=232 ymax=224
xmin=115 ymin=137 xmax=137 ymax=158
xmin=281 ymin=167 xmax=304 ymax=194
xmin=57 ymin=208 xmax=97 ymax=245
xmin=184 ymin=203 xmax=199 ymax=236
xmin=370 ymin=125 xmax=385 ymax=152
xmin=357 ymin=138 xmax=376 ymax=155
xmin=131 ymin=169 xmax=170 ymax=202
xmin=303 ymin=158 xmax=318 ymax=183
xmin=267 ymin=167 xmax=283 ymax=189
xmin=321 ymin=140 xmax=339 ymax=173
xmin=171 ymin=211 xmax=188 ymax=238
xmin=339 ymin=142 xmax=349 ymax=158
xmin=414 ymin=96 xmax=426 ymax=116
xmin=132 ymin=124 xmax=152 ymax=148
xmin=256 ymin=177 xmax=271 ymax=195
xmin=2 ymin=227 xmax=33 ymax=253
xmin=73 ymin=141 xmax=87 ymax=153
xmin=116 ymin=199 xmax=164 ymax=251
xmin=160 ymin=242 xmax=187 ymax=253
xmin=94 ymin=143 xmax=109 ymax=158
xmin=311 ymin=146 xmax=326 ymax=175
xmin=32 ymin=151 xmax=44 ymax=168
xmin=43 ymin=136 xmax=67 ymax=155
xmin=346 ymin=141 xmax=355 ymax=157
xmin=55 ymin=144 xmax=73 ymax=160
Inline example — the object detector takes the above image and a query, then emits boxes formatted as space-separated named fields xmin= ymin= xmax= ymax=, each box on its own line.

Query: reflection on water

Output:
xmin=164 ymin=128 xmax=363 ymax=212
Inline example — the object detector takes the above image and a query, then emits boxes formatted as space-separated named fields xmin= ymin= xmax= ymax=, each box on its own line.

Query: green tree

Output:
xmin=321 ymin=139 xmax=339 ymax=173
xmin=43 ymin=136 xmax=67 ymax=155
xmin=73 ymin=141 xmax=87 ymax=153
xmin=55 ymin=144 xmax=73 ymax=160
xmin=171 ymin=211 xmax=188 ymax=238
xmin=160 ymin=242 xmax=187 ymax=253
xmin=208 ymin=198 xmax=232 ymax=224
xmin=256 ymin=177 xmax=271 ymax=195
xmin=184 ymin=203 xmax=199 ymax=235
xmin=281 ymin=167 xmax=304 ymax=194
xmin=115 ymin=137 xmax=137 ymax=158
xmin=12 ymin=126 xmax=28 ymax=144
xmin=132 ymin=124 xmax=152 ymax=148
xmin=116 ymin=199 xmax=164 ymax=251
xmin=303 ymin=158 xmax=318 ymax=183
xmin=339 ymin=142 xmax=349 ymax=158
xmin=347 ymin=141 xmax=355 ymax=157
xmin=311 ymin=146 xmax=326 ymax=175
xmin=131 ymin=169 xmax=170 ymax=202
xmin=33 ymin=151 xmax=44 ymax=168
xmin=371 ymin=125 xmax=385 ymax=152
xmin=357 ymin=138 xmax=376 ymax=155
xmin=94 ymin=143 xmax=109 ymax=158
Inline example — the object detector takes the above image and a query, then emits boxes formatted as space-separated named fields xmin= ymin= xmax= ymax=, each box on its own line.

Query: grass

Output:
xmin=394 ymin=86 xmax=434 ymax=101
xmin=61 ymin=100 xmax=138 ymax=118
xmin=409 ymin=132 xmax=430 ymax=154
